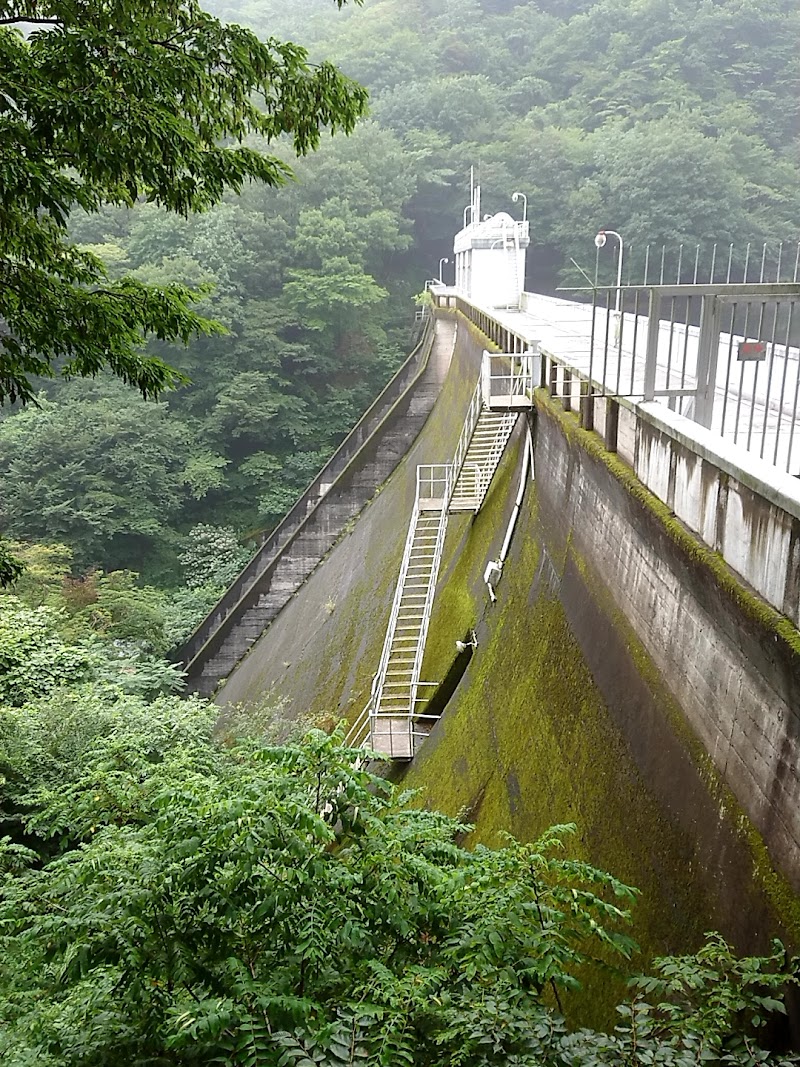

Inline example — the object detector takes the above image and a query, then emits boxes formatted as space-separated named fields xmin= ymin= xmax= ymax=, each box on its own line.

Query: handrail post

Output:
xmin=695 ymin=294 xmax=722 ymax=429
xmin=481 ymin=351 xmax=491 ymax=407
xmin=643 ymin=288 xmax=661 ymax=402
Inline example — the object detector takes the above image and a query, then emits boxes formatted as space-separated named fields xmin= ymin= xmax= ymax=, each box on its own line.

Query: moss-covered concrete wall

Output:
xmin=219 ymin=310 xmax=800 ymax=1025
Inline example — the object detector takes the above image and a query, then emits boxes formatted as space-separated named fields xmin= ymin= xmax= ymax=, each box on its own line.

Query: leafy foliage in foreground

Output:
xmin=0 ymin=709 xmax=798 ymax=1066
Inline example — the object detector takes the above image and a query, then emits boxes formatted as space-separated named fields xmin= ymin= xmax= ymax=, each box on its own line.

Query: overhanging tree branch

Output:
xmin=0 ymin=0 xmax=369 ymax=404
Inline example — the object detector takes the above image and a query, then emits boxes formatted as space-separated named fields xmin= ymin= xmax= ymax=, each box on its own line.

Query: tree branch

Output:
xmin=0 ymin=17 xmax=61 ymax=24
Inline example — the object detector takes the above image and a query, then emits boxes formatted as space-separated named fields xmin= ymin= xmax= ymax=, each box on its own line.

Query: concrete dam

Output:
xmin=177 ymin=208 xmax=800 ymax=996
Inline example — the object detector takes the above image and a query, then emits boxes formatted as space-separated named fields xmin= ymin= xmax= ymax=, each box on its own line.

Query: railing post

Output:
xmin=605 ymin=398 xmax=619 ymax=452
xmin=643 ymin=288 xmax=662 ymax=402
xmin=694 ymin=294 xmax=723 ymax=429
xmin=580 ymin=380 xmax=594 ymax=430
xmin=481 ymin=351 xmax=491 ymax=407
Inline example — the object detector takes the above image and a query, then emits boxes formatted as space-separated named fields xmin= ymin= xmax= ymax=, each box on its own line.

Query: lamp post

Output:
xmin=438 ymin=257 xmax=449 ymax=283
xmin=594 ymin=229 xmax=623 ymax=313
xmin=511 ymin=191 xmax=527 ymax=223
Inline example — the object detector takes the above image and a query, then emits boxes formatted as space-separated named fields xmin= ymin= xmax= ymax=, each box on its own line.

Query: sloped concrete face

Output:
xmin=217 ymin=311 xmax=800 ymax=1021
xmin=215 ymin=317 xmax=488 ymax=719
xmin=408 ymin=392 xmax=800 ymax=926
xmin=187 ymin=317 xmax=456 ymax=697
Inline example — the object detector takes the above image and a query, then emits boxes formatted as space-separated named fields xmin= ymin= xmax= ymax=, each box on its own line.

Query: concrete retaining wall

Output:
xmin=532 ymin=394 xmax=800 ymax=895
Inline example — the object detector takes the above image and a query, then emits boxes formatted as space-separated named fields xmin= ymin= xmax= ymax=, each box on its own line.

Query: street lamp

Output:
xmin=511 ymin=191 xmax=527 ymax=223
xmin=595 ymin=229 xmax=623 ymax=313
xmin=438 ymin=257 xmax=449 ymax=283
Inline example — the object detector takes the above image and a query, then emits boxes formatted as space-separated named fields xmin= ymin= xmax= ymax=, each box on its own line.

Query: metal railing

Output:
xmin=481 ymin=351 xmax=534 ymax=407
xmin=416 ymin=462 xmax=454 ymax=506
xmin=409 ymin=468 xmax=452 ymax=717
xmin=452 ymin=376 xmax=484 ymax=478
xmin=371 ymin=464 xmax=452 ymax=718
xmin=345 ymin=699 xmax=372 ymax=748
xmin=543 ymin=282 xmax=800 ymax=474
xmin=346 ymin=687 xmax=443 ymax=759
xmin=478 ymin=414 xmax=518 ymax=505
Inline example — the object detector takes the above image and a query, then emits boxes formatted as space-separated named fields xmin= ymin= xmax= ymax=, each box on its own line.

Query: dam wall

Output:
xmin=218 ymin=309 xmax=800 ymax=1010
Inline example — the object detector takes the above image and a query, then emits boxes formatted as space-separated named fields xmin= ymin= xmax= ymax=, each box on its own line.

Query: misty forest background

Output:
xmin=1 ymin=0 xmax=799 ymax=665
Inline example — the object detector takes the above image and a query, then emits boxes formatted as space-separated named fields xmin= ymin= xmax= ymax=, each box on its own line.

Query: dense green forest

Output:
xmin=2 ymin=0 xmax=798 ymax=620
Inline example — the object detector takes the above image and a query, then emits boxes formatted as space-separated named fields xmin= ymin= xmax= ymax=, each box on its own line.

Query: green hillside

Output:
xmin=2 ymin=0 xmax=797 ymax=593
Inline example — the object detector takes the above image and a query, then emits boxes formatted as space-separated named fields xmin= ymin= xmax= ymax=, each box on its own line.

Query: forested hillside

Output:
xmin=1 ymin=0 xmax=798 ymax=628
xmin=217 ymin=0 xmax=799 ymax=280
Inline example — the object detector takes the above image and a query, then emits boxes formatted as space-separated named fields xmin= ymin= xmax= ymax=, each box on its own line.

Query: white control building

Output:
xmin=453 ymin=185 xmax=530 ymax=308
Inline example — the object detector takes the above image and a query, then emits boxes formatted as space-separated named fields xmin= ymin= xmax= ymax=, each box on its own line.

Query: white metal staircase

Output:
xmin=368 ymin=465 xmax=451 ymax=758
xmin=450 ymin=410 xmax=519 ymax=512
xmin=346 ymin=348 xmax=536 ymax=759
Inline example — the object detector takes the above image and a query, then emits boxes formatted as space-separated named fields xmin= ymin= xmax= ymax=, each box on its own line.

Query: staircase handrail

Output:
xmin=452 ymin=376 xmax=484 ymax=480
xmin=372 ymin=462 xmax=452 ymax=720
xmin=477 ymin=413 xmax=518 ymax=504
xmin=372 ymin=494 xmax=423 ymax=715
xmin=345 ymin=699 xmax=373 ymax=748
xmin=483 ymin=351 xmax=534 ymax=405
xmin=409 ymin=466 xmax=452 ymax=714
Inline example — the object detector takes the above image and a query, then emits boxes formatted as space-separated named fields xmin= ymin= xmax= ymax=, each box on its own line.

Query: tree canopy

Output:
xmin=0 ymin=0 xmax=367 ymax=404
xmin=1 ymin=688 xmax=798 ymax=1065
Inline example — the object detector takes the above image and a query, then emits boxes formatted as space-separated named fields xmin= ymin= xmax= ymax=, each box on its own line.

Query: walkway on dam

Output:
xmin=443 ymin=287 xmax=800 ymax=477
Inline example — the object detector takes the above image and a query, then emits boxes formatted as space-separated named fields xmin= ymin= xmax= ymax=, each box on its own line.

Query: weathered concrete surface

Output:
xmin=215 ymin=309 xmax=800 ymax=1022
xmin=630 ymin=401 xmax=800 ymax=628
xmin=215 ymin=318 xmax=488 ymax=714
xmin=532 ymin=396 xmax=800 ymax=895
xmin=182 ymin=316 xmax=456 ymax=696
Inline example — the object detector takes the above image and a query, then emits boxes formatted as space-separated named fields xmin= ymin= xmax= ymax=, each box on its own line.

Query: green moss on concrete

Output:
xmin=565 ymin=533 xmax=800 ymax=944
xmin=421 ymin=435 xmax=523 ymax=685
xmin=404 ymin=503 xmax=718 ymax=1027
xmin=402 ymin=386 xmax=800 ymax=1020
xmin=534 ymin=390 xmax=800 ymax=941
